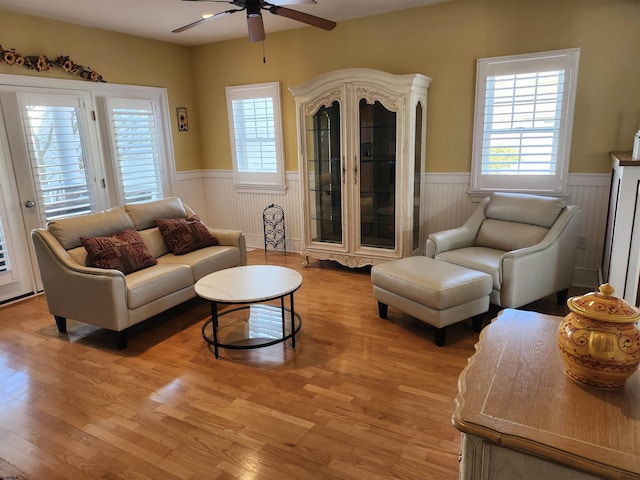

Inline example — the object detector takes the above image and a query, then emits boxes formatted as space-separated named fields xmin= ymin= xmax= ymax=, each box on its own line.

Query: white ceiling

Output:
xmin=0 ymin=0 xmax=449 ymax=46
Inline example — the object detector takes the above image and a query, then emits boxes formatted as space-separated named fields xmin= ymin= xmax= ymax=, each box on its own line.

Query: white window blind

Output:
xmin=226 ymin=82 xmax=286 ymax=193
xmin=19 ymin=94 xmax=95 ymax=221
xmin=105 ymin=98 xmax=164 ymax=204
xmin=232 ymin=96 xmax=277 ymax=173
xmin=0 ymin=216 xmax=10 ymax=274
xmin=471 ymin=49 xmax=580 ymax=195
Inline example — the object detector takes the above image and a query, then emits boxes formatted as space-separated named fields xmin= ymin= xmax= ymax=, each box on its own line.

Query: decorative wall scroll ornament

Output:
xmin=0 ymin=45 xmax=106 ymax=82
xmin=176 ymin=107 xmax=189 ymax=132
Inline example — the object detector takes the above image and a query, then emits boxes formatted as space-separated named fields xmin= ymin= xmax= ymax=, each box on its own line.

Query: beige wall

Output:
xmin=0 ymin=10 xmax=202 ymax=171
xmin=193 ymin=0 xmax=640 ymax=174
xmin=2 ymin=0 xmax=639 ymax=174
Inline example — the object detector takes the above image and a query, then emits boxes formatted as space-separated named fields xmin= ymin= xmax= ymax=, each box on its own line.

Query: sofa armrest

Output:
xmin=426 ymin=227 xmax=477 ymax=257
xmin=209 ymin=228 xmax=247 ymax=266
xmin=426 ymin=197 xmax=490 ymax=257
xmin=32 ymin=229 xmax=131 ymax=331
xmin=499 ymin=205 xmax=582 ymax=307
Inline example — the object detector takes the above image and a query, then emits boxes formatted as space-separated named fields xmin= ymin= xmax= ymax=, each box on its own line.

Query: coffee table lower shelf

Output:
xmin=202 ymin=303 xmax=302 ymax=358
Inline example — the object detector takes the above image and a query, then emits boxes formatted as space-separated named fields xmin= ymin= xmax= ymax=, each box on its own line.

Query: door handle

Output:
xmin=24 ymin=200 xmax=35 ymax=208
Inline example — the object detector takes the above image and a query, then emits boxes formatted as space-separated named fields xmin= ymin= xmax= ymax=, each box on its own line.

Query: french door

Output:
xmin=0 ymin=112 xmax=34 ymax=303
xmin=0 ymin=76 xmax=174 ymax=304
xmin=0 ymin=88 xmax=107 ymax=302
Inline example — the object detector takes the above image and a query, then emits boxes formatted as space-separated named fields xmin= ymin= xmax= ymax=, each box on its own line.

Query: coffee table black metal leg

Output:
xmin=290 ymin=292 xmax=296 ymax=349
xmin=280 ymin=296 xmax=286 ymax=339
xmin=211 ymin=301 xmax=219 ymax=358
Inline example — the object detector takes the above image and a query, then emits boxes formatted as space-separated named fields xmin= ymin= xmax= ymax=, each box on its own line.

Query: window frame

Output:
xmin=93 ymin=82 xmax=176 ymax=205
xmin=0 ymin=74 xmax=176 ymax=212
xmin=101 ymin=96 xmax=167 ymax=205
xmin=470 ymin=48 xmax=580 ymax=196
xmin=226 ymin=82 xmax=286 ymax=194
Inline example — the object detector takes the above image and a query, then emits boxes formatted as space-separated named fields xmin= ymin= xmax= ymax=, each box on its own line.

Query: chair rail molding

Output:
xmin=176 ymin=169 xmax=609 ymax=287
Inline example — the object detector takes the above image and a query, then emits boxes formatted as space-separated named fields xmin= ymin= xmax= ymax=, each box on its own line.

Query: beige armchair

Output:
xmin=426 ymin=193 xmax=582 ymax=309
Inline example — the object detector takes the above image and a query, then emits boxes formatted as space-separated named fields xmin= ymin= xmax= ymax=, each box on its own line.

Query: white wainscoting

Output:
xmin=176 ymin=170 xmax=610 ymax=288
xmin=176 ymin=170 xmax=303 ymax=252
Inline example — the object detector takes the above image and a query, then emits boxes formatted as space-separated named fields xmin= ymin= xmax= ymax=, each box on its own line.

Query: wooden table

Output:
xmin=452 ymin=309 xmax=640 ymax=480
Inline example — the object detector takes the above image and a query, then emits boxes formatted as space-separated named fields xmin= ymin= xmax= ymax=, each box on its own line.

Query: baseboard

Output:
xmin=572 ymin=267 xmax=599 ymax=290
xmin=245 ymin=235 xmax=302 ymax=254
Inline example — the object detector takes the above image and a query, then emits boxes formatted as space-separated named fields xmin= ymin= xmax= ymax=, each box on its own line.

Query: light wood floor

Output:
xmin=0 ymin=250 xmax=584 ymax=480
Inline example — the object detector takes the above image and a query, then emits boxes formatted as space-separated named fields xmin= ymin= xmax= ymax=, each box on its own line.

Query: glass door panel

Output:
xmin=17 ymin=92 xmax=100 ymax=223
xmin=413 ymin=102 xmax=423 ymax=251
xmin=305 ymin=101 xmax=342 ymax=244
xmin=359 ymin=99 xmax=396 ymax=249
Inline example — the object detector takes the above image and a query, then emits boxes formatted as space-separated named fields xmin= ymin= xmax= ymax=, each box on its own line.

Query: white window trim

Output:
xmin=470 ymin=48 xmax=580 ymax=197
xmin=226 ymin=82 xmax=286 ymax=194
xmin=0 ymin=73 xmax=177 ymax=204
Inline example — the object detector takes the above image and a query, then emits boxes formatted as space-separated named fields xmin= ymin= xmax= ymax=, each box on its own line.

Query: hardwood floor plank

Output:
xmin=0 ymin=249 xmax=581 ymax=479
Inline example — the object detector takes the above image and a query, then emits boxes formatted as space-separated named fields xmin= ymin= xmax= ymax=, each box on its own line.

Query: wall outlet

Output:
xmin=577 ymin=234 xmax=588 ymax=249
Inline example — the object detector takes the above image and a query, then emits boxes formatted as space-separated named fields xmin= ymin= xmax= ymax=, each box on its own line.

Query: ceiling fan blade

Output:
xmin=271 ymin=0 xmax=317 ymax=5
xmin=172 ymin=9 xmax=240 ymax=33
xmin=180 ymin=0 xmax=316 ymax=3
xmin=269 ymin=6 xmax=336 ymax=31
xmin=247 ymin=15 xmax=266 ymax=42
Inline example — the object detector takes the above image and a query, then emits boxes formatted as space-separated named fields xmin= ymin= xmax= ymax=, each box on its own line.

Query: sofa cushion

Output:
xmin=81 ymin=229 xmax=157 ymax=274
xmin=475 ymin=219 xmax=549 ymax=251
xmin=158 ymin=245 xmax=242 ymax=282
xmin=156 ymin=217 xmax=219 ymax=255
xmin=485 ymin=192 xmax=564 ymax=228
xmin=48 ymin=206 xmax=134 ymax=250
xmin=125 ymin=263 xmax=193 ymax=309
xmin=137 ymin=227 xmax=170 ymax=259
xmin=125 ymin=197 xmax=187 ymax=230
xmin=436 ymin=247 xmax=504 ymax=290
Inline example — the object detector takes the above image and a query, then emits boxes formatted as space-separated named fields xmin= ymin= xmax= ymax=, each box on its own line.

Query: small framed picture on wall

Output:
xmin=177 ymin=107 xmax=189 ymax=132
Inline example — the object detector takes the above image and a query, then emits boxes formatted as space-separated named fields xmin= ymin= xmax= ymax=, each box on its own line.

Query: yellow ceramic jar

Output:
xmin=558 ymin=283 xmax=640 ymax=389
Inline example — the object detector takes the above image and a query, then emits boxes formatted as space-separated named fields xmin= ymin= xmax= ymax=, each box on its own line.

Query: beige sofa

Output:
xmin=31 ymin=197 xmax=246 ymax=348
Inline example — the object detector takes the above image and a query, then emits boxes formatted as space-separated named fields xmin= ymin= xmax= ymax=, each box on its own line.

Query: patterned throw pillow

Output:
xmin=81 ymin=229 xmax=157 ymax=274
xmin=155 ymin=216 xmax=219 ymax=255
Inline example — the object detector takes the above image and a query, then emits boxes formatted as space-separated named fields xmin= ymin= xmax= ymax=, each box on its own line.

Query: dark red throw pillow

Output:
xmin=155 ymin=216 xmax=219 ymax=255
xmin=81 ymin=229 xmax=157 ymax=274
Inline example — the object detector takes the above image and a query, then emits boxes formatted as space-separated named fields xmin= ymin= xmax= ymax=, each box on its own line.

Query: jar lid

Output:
xmin=568 ymin=283 xmax=640 ymax=323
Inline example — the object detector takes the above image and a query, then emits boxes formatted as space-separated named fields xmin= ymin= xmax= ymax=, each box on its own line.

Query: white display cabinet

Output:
xmin=290 ymin=68 xmax=431 ymax=267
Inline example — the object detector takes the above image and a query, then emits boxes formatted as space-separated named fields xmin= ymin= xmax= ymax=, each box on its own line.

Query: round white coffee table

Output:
xmin=195 ymin=265 xmax=302 ymax=358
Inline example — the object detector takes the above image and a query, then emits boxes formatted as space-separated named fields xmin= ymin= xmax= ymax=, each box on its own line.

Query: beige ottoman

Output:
xmin=371 ymin=256 xmax=493 ymax=346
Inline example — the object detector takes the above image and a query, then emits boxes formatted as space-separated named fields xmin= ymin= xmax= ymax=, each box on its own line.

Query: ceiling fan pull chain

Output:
xmin=262 ymin=40 xmax=266 ymax=63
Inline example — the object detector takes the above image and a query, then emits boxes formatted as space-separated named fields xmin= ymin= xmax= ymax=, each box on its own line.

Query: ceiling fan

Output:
xmin=173 ymin=0 xmax=337 ymax=43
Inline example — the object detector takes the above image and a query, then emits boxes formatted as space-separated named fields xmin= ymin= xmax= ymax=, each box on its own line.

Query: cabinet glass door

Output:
xmin=413 ymin=101 xmax=423 ymax=251
xmin=305 ymin=101 xmax=342 ymax=244
xmin=359 ymin=99 xmax=396 ymax=249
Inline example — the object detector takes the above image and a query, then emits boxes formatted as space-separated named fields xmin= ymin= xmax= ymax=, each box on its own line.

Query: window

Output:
xmin=18 ymin=92 xmax=98 ymax=220
xmin=3 ymin=81 xmax=174 ymax=228
xmin=471 ymin=48 xmax=580 ymax=195
xmin=0 ymin=216 xmax=10 ymax=275
xmin=104 ymin=98 xmax=165 ymax=204
xmin=226 ymin=82 xmax=286 ymax=193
